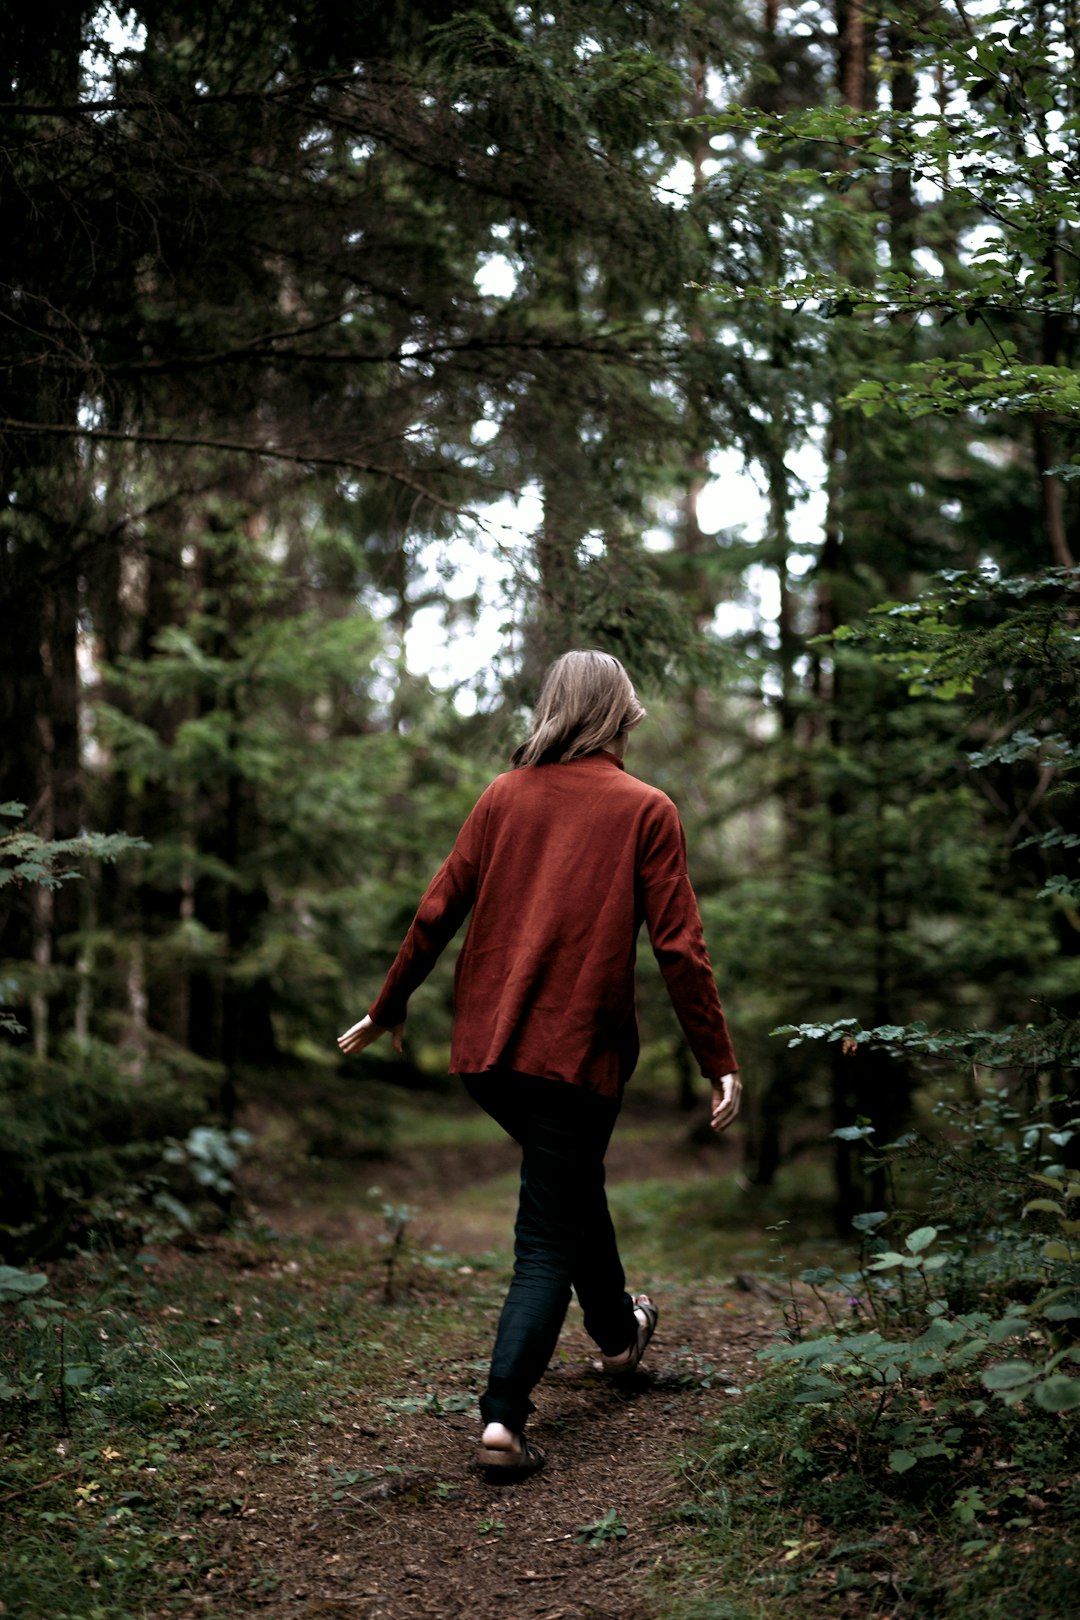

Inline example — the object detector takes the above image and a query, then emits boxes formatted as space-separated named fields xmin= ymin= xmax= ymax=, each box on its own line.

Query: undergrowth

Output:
xmin=664 ymin=1049 xmax=1080 ymax=1620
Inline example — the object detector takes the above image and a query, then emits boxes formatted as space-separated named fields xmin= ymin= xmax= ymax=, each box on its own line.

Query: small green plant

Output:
xmin=574 ymin=1508 xmax=628 ymax=1546
xmin=368 ymin=1188 xmax=415 ymax=1303
xmin=0 ymin=1266 xmax=71 ymax=1410
xmin=952 ymin=1484 xmax=988 ymax=1526
xmin=673 ymin=1347 xmax=721 ymax=1390
xmin=0 ymin=1263 xmax=61 ymax=1406
xmin=0 ymin=1266 xmax=51 ymax=1309
xmin=1022 ymin=1165 xmax=1080 ymax=1322
xmin=162 ymin=1125 xmax=252 ymax=1201
xmin=477 ymin=1516 xmax=505 ymax=1538
xmin=379 ymin=1390 xmax=473 ymax=1415
xmin=314 ymin=1466 xmax=378 ymax=1503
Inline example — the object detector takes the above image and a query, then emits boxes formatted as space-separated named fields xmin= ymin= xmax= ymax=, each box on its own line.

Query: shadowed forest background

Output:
xmin=3 ymin=3 xmax=1080 ymax=1617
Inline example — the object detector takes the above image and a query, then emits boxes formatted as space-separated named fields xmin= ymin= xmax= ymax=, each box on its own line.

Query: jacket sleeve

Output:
xmin=638 ymin=796 xmax=738 ymax=1079
xmin=367 ymin=789 xmax=490 ymax=1027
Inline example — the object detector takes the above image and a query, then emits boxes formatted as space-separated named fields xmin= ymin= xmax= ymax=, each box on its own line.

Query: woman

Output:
xmin=338 ymin=650 xmax=741 ymax=1479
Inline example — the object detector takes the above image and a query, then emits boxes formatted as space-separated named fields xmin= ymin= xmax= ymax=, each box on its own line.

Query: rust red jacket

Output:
xmin=368 ymin=751 xmax=738 ymax=1098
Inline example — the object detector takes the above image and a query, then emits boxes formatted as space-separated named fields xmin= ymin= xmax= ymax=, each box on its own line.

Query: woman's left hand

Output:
xmin=710 ymin=1072 xmax=742 ymax=1133
xmin=337 ymin=1014 xmax=404 ymax=1057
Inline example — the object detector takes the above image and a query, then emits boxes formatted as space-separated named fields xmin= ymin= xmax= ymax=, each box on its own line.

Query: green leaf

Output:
xmin=981 ymin=1361 xmax=1037 ymax=1391
xmin=793 ymin=1377 xmax=842 ymax=1403
xmin=912 ymin=1319 xmax=964 ymax=1352
xmin=868 ymin=1252 xmax=908 ymax=1271
xmin=573 ymin=1508 xmax=628 ymax=1545
xmin=889 ymin=1450 xmax=918 ymax=1474
xmin=905 ymin=1226 xmax=937 ymax=1254
xmin=1043 ymin=1299 xmax=1080 ymax=1322
xmin=1040 ymin=876 xmax=1080 ymax=902
xmin=1025 ymin=1198 xmax=1066 ymax=1218
xmin=799 ymin=1267 xmax=839 ymax=1286
xmin=986 ymin=1315 xmax=1029 ymax=1343
xmin=1033 ymin=1376 xmax=1080 ymax=1411
xmin=0 ymin=1267 xmax=49 ymax=1301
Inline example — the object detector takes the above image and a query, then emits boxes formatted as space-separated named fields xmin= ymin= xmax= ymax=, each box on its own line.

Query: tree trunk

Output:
xmin=186 ymin=526 xmax=278 ymax=1120
xmin=888 ymin=21 xmax=916 ymax=275
xmin=0 ymin=535 xmax=48 ymax=1045
xmin=1033 ymin=236 xmax=1074 ymax=569
xmin=45 ymin=561 xmax=83 ymax=1038
xmin=138 ymin=531 xmax=193 ymax=1053
xmin=0 ymin=9 xmax=88 ymax=1050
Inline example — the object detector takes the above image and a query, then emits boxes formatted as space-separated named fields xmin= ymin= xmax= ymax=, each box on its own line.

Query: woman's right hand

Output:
xmin=710 ymin=1072 xmax=742 ymax=1133
xmin=337 ymin=1013 xmax=404 ymax=1057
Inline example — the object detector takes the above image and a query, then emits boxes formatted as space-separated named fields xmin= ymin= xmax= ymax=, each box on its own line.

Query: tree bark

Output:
xmin=1034 ymin=233 xmax=1074 ymax=569
xmin=45 ymin=559 xmax=83 ymax=1038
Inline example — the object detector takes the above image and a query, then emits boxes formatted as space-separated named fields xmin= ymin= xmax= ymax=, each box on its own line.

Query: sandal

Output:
xmin=600 ymin=1293 xmax=658 ymax=1376
xmin=476 ymin=1422 xmax=546 ymax=1480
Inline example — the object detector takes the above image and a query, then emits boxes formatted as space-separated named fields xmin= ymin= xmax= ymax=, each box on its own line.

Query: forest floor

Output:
xmin=226 ymin=1110 xmax=788 ymax=1620
xmin=14 ymin=1096 xmax=1074 ymax=1619
xmin=2 ymin=1100 xmax=806 ymax=1620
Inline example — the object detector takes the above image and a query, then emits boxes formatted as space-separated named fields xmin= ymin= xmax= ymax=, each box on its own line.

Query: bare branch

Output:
xmin=0 ymin=418 xmax=511 ymax=518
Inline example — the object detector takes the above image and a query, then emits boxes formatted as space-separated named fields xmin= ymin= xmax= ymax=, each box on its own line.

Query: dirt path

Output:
xmin=191 ymin=1126 xmax=784 ymax=1619
xmin=193 ymin=1287 xmax=778 ymax=1620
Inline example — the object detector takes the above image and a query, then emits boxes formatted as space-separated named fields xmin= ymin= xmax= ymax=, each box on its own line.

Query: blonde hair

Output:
xmin=511 ymin=650 xmax=646 ymax=768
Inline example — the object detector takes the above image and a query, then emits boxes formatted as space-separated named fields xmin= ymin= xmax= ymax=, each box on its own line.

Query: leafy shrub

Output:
xmin=0 ymin=806 xmax=234 ymax=1260
xmin=760 ymin=1045 xmax=1080 ymax=1472
xmin=674 ymin=1028 xmax=1080 ymax=1618
xmin=0 ymin=1037 xmax=220 ymax=1260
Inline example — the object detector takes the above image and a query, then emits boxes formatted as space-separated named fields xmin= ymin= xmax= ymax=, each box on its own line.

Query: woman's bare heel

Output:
xmin=476 ymin=1421 xmax=546 ymax=1478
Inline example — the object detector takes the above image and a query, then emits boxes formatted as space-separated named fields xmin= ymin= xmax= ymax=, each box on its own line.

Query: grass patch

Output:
xmin=607 ymin=1160 xmax=846 ymax=1282
xmin=382 ymin=1094 xmax=509 ymax=1151
xmin=0 ymin=1233 xmax=492 ymax=1620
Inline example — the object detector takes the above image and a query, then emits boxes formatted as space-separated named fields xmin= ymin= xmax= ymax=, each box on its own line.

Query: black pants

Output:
xmin=463 ymin=1071 xmax=638 ymax=1433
